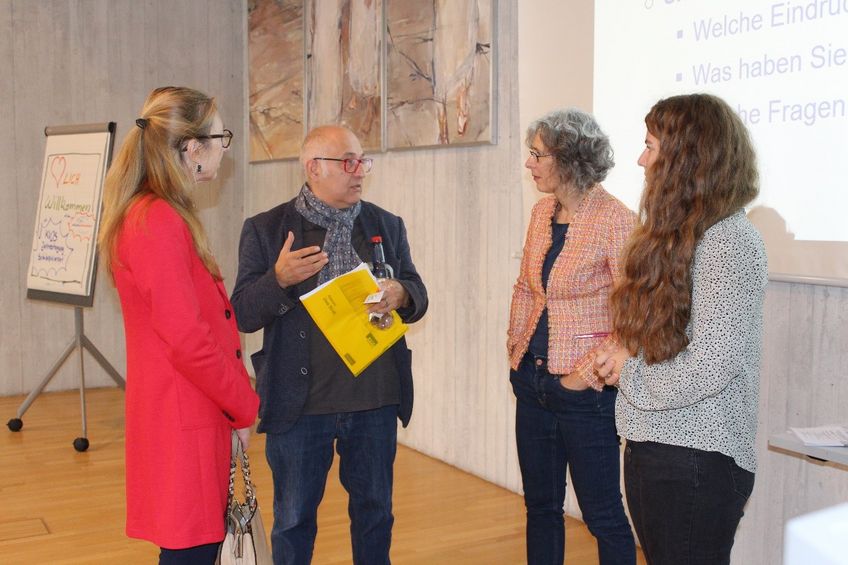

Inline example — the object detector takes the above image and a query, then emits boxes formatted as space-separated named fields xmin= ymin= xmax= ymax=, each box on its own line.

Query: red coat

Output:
xmin=113 ymin=197 xmax=259 ymax=549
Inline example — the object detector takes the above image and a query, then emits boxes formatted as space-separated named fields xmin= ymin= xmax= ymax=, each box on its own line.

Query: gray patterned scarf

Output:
xmin=294 ymin=184 xmax=362 ymax=284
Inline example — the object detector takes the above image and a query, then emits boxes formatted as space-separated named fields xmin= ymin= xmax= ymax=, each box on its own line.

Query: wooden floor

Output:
xmin=0 ymin=388 xmax=645 ymax=564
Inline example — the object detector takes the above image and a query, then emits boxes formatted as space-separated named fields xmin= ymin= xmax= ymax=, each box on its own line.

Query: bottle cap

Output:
xmin=370 ymin=236 xmax=383 ymax=243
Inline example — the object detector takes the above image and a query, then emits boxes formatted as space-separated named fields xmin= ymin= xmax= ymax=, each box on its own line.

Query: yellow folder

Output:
xmin=299 ymin=264 xmax=407 ymax=376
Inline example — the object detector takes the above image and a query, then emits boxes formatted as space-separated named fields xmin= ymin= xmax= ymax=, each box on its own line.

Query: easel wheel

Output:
xmin=73 ymin=437 xmax=89 ymax=452
xmin=7 ymin=418 xmax=23 ymax=432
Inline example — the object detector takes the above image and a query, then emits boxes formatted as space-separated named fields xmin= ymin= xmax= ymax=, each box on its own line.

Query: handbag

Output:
xmin=216 ymin=432 xmax=272 ymax=565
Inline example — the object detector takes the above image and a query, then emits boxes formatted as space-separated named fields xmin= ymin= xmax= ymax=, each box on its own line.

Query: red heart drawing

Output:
xmin=50 ymin=155 xmax=67 ymax=188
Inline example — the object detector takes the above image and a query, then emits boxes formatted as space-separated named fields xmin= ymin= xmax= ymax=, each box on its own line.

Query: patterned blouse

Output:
xmin=616 ymin=210 xmax=768 ymax=473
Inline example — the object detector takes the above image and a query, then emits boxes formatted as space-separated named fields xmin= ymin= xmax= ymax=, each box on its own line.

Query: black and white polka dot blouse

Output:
xmin=616 ymin=209 xmax=768 ymax=473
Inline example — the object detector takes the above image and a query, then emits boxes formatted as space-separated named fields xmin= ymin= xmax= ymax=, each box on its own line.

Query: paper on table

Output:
xmin=790 ymin=425 xmax=848 ymax=447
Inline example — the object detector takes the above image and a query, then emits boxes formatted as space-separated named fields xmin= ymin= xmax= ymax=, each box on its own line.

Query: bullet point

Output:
xmin=675 ymin=72 xmax=683 ymax=82
xmin=677 ymin=29 xmax=683 ymax=39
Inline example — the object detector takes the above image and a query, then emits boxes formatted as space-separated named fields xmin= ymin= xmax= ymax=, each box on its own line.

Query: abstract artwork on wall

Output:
xmin=385 ymin=0 xmax=494 ymax=149
xmin=305 ymin=0 xmax=382 ymax=152
xmin=248 ymin=0 xmax=304 ymax=162
xmin=247 ymin=0 xmax=496 ymax=160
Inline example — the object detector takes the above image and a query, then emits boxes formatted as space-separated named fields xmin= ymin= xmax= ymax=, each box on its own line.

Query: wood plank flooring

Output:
xmin=0 ymin=388 xmax=644 ymax=564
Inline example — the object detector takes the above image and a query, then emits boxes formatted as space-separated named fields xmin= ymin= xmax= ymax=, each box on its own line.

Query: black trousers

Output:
xmin=159 ymin=542 xmax=220 ymax=565
xmin=624 ymin=441 xmax=754 ymax=565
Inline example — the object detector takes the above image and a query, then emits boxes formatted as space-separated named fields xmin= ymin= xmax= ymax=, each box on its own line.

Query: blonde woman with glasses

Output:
xmin=99 ymin=86 xmax=258 ymax=565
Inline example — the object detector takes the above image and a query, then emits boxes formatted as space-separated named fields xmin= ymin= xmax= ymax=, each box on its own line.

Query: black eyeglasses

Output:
xmin=195 ymin=129 xmax=233 ymax=149
xmin=529 ymin=149 xmax=553 ymax=162
xmin=314 ymin=157 xmax=373 ymax=174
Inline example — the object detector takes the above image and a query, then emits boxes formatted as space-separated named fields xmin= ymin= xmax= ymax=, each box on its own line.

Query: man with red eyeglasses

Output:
xmin=231 ymin=125 xmax=428 ymax=565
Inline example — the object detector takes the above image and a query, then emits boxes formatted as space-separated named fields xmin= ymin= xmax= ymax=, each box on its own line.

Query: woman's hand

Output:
xmin=236 ymin=427 xmax=251 ymax=452
xmin=559 ymin=370 xmax=590 ymax=391
xmin=593 ymin=341 xmax=631 ymax=386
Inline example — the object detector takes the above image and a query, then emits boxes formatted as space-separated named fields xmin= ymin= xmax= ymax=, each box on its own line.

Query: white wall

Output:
xmin=518 ymin=0 xmax=594 ymax=229
xmin=0 ymin=0 xmax=247 ymax=395
xmin=739 ymin=281 xmax=848 ymax=564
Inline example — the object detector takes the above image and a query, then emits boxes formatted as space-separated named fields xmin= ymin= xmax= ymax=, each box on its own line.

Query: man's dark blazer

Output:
xmin=230 ymin=195 xmax=428 ymax=435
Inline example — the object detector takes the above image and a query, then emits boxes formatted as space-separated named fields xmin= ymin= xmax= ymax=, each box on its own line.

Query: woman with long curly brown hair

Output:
xmin=595 ymin=93 xmax=768 ymax=565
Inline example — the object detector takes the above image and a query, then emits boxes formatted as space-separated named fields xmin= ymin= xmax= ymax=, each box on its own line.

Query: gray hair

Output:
xmin=526 ymin=108 xmax=614 ymax=192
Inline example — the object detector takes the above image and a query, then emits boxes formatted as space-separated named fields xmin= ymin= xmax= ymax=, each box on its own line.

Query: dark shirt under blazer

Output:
xmin=230 ymin=195 xmax=428 ymax=434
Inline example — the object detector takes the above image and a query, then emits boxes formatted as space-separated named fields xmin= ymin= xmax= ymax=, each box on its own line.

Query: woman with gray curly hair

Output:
xmin=507 ymin=108 xmax=636 ymax=564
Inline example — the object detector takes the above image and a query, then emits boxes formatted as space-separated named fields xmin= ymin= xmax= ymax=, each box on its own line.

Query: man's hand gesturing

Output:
xmin=274 ymin=231 xmax=329 ymax=288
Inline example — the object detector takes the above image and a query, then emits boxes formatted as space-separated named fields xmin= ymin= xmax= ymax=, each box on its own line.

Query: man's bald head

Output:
xmin=300 ymin=125 xmax=367 ymax=209
xmin=300 ymin=125 xmax=360 ymax=169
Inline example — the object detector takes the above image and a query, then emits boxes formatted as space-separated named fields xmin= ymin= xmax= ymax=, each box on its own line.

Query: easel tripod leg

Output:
xmin=74 ymin=308 xmax=88 ymax=451
xmin=7 ymin=337 xmax=76 ymax=432
xmin=7 ymin=307 xmax=124 ymax=450
xmin=81 ymin=335 xmax=126 ymax=389
xmin=72 ymin=307 xmax=89 ymax=451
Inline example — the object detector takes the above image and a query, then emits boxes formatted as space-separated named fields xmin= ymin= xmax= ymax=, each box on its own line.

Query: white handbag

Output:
xmin=216 ymin=433 xmax=272 ymax=565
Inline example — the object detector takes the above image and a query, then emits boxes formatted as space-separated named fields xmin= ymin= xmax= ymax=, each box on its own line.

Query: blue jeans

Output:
xmin=511 ymin=354 xmax=635 ymax=565
xmin=624 ymin=440 xmax=755 ymax=565
xmin=265 ymin=405 xmax=398 ymax=565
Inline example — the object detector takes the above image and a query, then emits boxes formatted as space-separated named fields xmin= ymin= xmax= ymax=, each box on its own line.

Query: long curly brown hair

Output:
xmin=610 ymin=94 xmax=759 ymax=364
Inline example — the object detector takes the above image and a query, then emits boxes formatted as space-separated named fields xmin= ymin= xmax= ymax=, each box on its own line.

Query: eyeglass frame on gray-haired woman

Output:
xmin=528 ymin=149 xmax=553 ymax=162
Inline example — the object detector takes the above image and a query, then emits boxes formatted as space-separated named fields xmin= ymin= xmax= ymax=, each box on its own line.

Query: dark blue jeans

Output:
xmin=265 ymin=405 xmax=397 ymax=565
xmin=511 ymin=354 xmax=635 ymax=565
xmin=624 ymin=440 xmax=755 ymax=565
xmin=158 ymin=543 xmax=219 ymax=564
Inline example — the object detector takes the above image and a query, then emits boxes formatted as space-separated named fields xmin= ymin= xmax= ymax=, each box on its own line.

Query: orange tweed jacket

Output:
xmin=507 ymin=186 xmax=636 ymax=388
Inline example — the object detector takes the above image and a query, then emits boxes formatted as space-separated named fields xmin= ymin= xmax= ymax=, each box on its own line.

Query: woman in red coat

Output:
xmin=98 ymin=87 xmax=260 ymax=564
